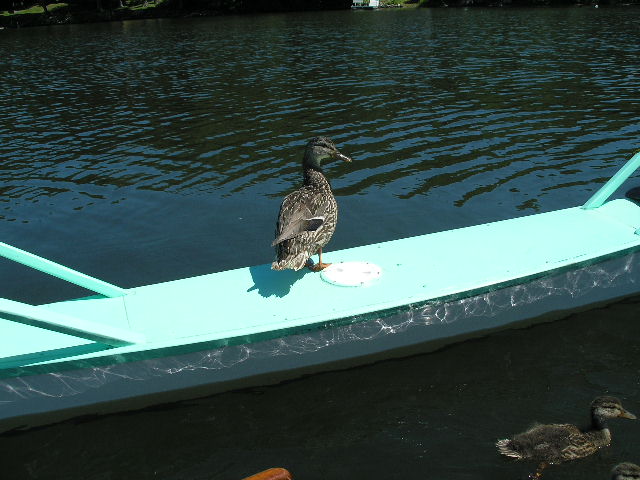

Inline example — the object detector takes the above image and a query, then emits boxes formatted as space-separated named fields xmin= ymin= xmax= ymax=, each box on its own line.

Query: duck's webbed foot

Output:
xmin=308 ymin=262 xmax=331 ymax=272
xmin=529 ymin=462 xmax=549 ymax=479
xmin=307 ymin=248 xmax=331 ymax=272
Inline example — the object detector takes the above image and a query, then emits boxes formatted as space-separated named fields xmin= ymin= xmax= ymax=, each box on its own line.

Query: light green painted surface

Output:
xmin=0 ymin=242 xmax=126 ymax=298
xmin=0 ymin=298 xmax=144 ymax=346
xmin=2 ymin=198 xmax=640 ymax=376
xmin=583 ymin=151 xmax=640 ymax=209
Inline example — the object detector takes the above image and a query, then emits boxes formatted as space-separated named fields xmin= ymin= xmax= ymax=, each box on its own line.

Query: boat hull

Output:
xmin=2 ymin=250 xmax=639 ymax=433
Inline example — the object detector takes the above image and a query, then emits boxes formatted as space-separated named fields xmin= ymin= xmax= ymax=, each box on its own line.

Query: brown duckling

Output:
xmin=496 ymin=396 xmax=636 ymax=477
xmin=612 ymin=463 xmax=640 ymax=480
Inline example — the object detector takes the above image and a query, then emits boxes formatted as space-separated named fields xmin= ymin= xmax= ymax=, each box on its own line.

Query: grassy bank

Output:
xmin=0 ymin=0 xmax=353 ymax=28
xmin=0 ymin=0 xmax=636 ymax=28
xmin=1 ymin=2 xmax=67 ymax=15
xmin=0 ymin=0 xmax=423 ymax=28
xmin=0 ymin=0 xmax=178 ymax=28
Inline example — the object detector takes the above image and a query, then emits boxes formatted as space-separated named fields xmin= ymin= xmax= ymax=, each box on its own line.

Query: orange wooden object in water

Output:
xmin=242 ymin=468 xmax=292 ymax=480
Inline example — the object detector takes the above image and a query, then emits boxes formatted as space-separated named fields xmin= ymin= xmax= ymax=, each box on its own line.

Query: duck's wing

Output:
xmin=272 ymin=189 xmax=327 ymax=247
xmin=560 ymin=429 xmax=601 ymax=461
xmin=501 ymin=423 xmax=581 ymax=463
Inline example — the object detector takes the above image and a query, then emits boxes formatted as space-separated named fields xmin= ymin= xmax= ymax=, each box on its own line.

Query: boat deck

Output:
xmin=3 ymin=198 xmax=640 ymax=375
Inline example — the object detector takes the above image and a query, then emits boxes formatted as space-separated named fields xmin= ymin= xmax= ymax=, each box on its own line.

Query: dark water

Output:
xmin=1 ymin=7 xmax=640 ymax=479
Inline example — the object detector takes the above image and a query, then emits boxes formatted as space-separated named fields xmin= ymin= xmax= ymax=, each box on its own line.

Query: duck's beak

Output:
xmin=619 ymin=409 xmax=637 ymax=420
xmin=335 ymin=152 xmax=352 ymax=163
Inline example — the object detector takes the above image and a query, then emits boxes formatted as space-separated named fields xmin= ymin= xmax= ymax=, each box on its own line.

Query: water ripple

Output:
xmin=1 ymin=9 xmax=640 ymax=280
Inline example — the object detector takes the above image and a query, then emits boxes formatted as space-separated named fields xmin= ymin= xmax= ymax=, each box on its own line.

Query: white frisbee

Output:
xmin=320 ymin=261 xmax=382 ymax=287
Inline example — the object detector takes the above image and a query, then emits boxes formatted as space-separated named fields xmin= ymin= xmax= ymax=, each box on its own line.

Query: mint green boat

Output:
xmin=2 ymin=152 xmax=640 ymax=432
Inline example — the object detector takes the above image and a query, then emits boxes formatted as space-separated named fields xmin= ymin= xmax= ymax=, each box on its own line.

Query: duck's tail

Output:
xmin=271 ymin=254 xmax=309 ymax=271
xmin=496 ymin=438 xmax=523 ymax=459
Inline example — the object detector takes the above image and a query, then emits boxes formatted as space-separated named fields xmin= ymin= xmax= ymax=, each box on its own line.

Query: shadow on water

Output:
xmin=247 ymin=264 xmax=308 ymax=297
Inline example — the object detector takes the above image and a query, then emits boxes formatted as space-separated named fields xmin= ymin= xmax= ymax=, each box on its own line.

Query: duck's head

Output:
xmin=591 ymin=396 xmax=636 ymax=428
xmin=611 ymin=462 xmax=640 ymax=480
xmin=303 ymin=136 xmax=352 ymax=171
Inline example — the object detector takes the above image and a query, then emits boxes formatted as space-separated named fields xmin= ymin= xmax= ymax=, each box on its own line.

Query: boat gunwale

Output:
xmin=2 ymin=240 xmax=640 ymax=380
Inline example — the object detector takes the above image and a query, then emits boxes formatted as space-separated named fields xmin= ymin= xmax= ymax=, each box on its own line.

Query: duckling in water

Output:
xmin=612 ymin=463 xmax=640 ymax=480
xmin=271 ymin=137 xmax=352 ymax=272
xmin=496 ymin=396 xmax=636 ymax=477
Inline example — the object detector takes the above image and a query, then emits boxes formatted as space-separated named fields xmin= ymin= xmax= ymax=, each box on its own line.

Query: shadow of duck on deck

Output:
xmin=247 ymin=264 xmax=309 ymax=298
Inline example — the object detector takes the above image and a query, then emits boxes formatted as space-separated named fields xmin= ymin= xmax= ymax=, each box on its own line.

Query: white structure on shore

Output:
xmin=352 ymin=0 xmax=380 ymax=9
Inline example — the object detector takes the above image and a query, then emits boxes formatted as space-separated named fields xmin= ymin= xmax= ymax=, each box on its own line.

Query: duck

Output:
xmin=612 ymin=463 xmax=640 ymax=480
xmin=496 ymin=396 xmax=636 ymax=478
xmin=271 ymin=137 xmax=352 ymax=272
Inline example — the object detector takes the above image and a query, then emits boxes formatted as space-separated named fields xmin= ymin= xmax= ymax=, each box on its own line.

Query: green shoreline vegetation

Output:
xmin=0 ymin=0 xmax=353 ymax=28
xmin=0 ymin=0 xmax=637 ymax=28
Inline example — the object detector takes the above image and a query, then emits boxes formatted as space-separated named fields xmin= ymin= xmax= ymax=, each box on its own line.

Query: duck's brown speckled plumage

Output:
xmin=271 ymin=137 xmax=351 ymax=271
xmin=496 ymin=396 xmax=636 ymax=477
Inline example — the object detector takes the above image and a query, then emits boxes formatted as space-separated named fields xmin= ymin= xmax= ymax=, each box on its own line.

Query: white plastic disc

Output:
xmin=320 ymin=261 xmax=382 ymax=287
